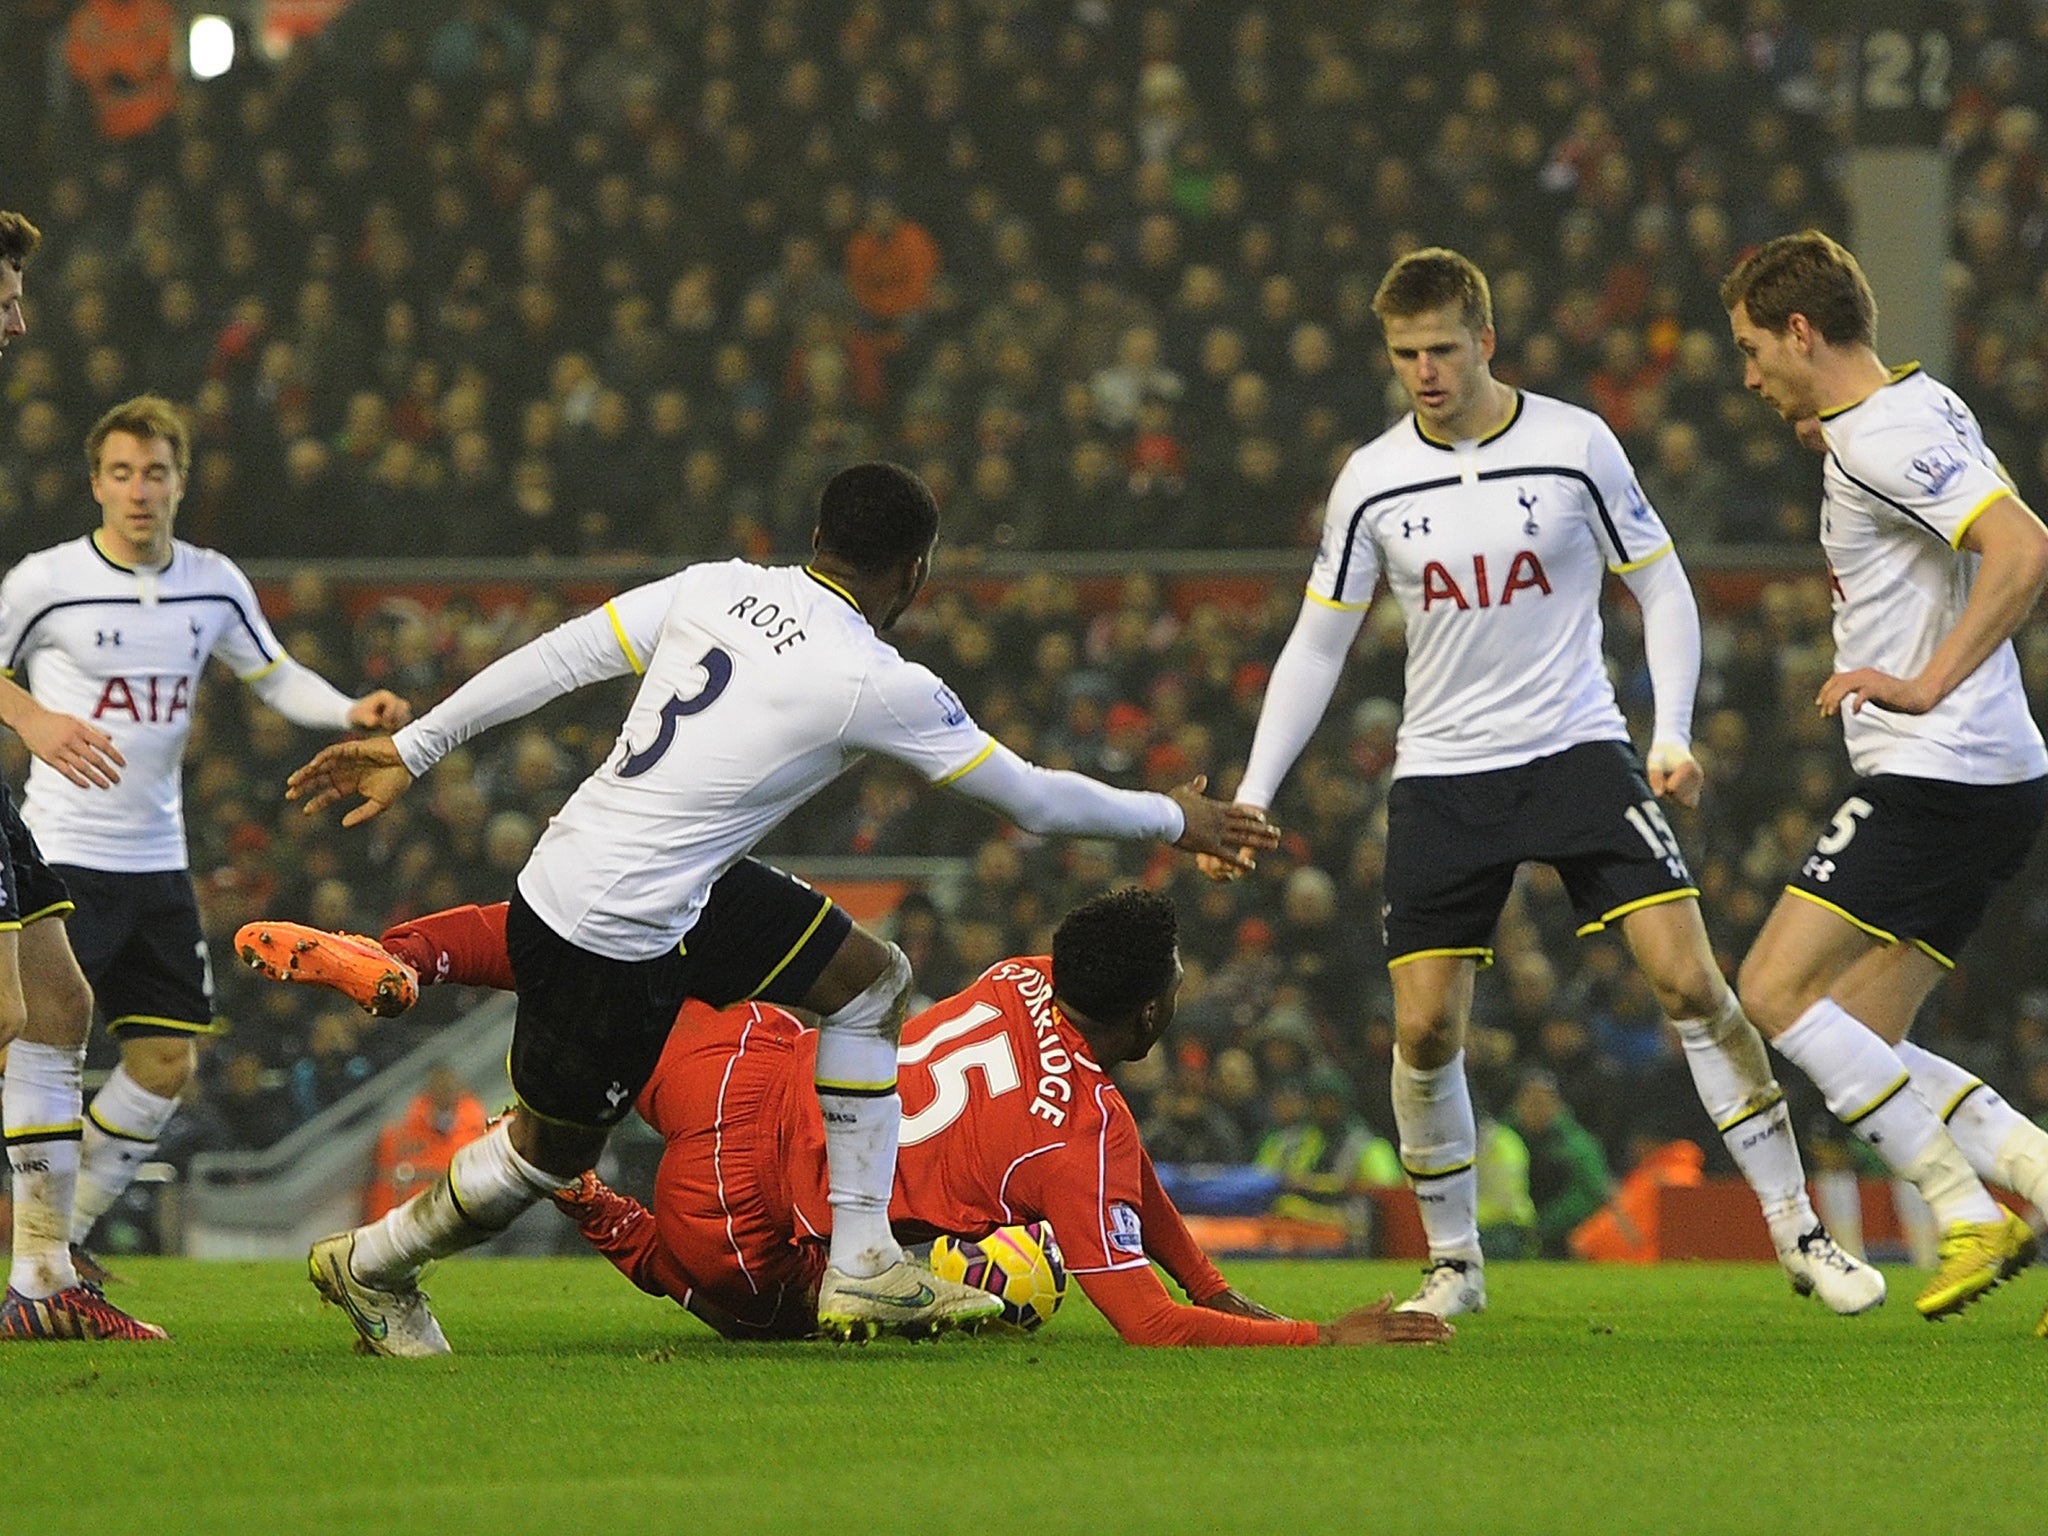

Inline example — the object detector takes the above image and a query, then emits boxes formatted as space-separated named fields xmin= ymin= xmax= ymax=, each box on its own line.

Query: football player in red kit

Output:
xmin=240 ymin=887 xmax=1448 ymax=1347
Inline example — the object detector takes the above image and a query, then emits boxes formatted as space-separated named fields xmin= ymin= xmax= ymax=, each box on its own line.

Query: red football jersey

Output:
xmin=770 ymin=957 xmax=1150 ymax=1275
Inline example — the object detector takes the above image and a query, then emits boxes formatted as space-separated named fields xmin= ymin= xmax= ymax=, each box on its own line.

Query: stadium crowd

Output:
xmin=2 ymin=0 xmax=2048 ymax=1248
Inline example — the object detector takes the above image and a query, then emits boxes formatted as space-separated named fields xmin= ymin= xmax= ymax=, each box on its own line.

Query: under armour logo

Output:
xmin=96 ymin=630 xmax=122 ymax=647
xmin=1518 ymin=489 xmax=1540 ymax=535
xmin=189 ymin=618 xmax=203 ymax=659
xmin=604 ymin=1081 xmax=629 ymax=1109
xmin=1401 ymin=517 xmax=1430 ymax=538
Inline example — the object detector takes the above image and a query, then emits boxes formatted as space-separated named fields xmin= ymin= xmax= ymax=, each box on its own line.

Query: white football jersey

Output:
xmin=1815 ymin=366 xmax=2046 ymax=784
xmin=517 ymin=561 xmax=991 ymax=960
xmin=1308 ymin=391 xmax=1673 ymax=776
xmin=0 ymin=535 xmax=289 ymax=871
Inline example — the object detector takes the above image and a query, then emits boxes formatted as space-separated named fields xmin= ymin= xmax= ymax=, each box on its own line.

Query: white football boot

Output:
xmin=1393 ymin=1257 xmax=1486 ymax=1318
xmin=308 ymin=1233 xmax=452 ymax=1357
xmin=815 ymin=1259 xmax=1003 ymax=1341
xmin=1779 ymin=1224 xmax=1887 ymax=1315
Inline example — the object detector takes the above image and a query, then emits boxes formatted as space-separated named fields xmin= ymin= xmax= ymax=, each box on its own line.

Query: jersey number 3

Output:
xmin=617 ymin=646 xmax=733 ymax=778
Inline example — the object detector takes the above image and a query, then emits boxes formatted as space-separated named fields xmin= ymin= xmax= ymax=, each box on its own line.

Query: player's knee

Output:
xmin=1396 ymin=1010 xmax=1463 ymax=1068
xmin=864 ymin=942 xmax=914 ymax=1045
xmin=0 ymin=985 xmax=26 ymax=1051
xmin=822 ymin=941 xmax=913 ymax=1045
xmin=123 ymin=1035 xmax=197 ymax=1097
xmin=1735 ymin=957 xmax=1797 ymax=1039
xmin=24 ymin=970 xmax=92 ymax=1050
xmin=1649 ymin=965 xmax=1723 ymax=1025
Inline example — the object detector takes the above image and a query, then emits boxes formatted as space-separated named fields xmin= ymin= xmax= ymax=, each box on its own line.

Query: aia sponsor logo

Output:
xmin=92 ymin=674 xmax=193 ymax=722
xmin=1420 ymin=551 xmax=1552 ymax=611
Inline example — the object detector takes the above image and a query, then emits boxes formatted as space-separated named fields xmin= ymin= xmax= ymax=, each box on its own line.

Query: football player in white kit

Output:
xmin=0 ymin=217 xmax=166 ymax=1342
xmin=1724 ymin=231 xmax=2048 ymax=1323
xmin=278 ymin=462 xmax=1276 ymax=1353
xmin=1209 ymin=248 xmax=1882 ymax=1319
xmin=0 ymin=394 xmax=409 ymax=1287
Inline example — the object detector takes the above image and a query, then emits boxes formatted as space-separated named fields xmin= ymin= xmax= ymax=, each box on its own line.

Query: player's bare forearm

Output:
xmin=1199 ymin=1286 xmax=1287 ymax=1321
xmin=286 ymin=737 xmax=415 ymax=825
xmin=0 ymin=678 xmax=125 ymax=788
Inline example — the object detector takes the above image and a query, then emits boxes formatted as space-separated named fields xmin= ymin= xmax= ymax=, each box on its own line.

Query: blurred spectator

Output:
xmin=363 ymin=1066 xmax=490 ymax=1221
xmin=1143 ymin=1064 xmax=1249 ymax=1165
xmin=64 ymin=0 xmax=176 ymax=145
xmin=1509 ymin=1070 xmax=1615 ymax=1258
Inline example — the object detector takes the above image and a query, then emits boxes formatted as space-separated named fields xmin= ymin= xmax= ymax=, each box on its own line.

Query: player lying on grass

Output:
xmin=239 ymin=889 xmax=1451 ymax=1347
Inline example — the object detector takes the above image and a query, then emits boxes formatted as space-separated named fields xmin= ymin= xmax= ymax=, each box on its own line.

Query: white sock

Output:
xmin=351 ymin=1119 xmax=560 ymax=1285
xmin=5 ymin=1040 xmax=85 ymax=1297
xmin=1772 ymin=999 xmax=2000 ymax=1227
xmin=70 ymin=1064 xmax=180 ymax=1245
xmin=1674 ymin=992 xmax=1815 ymax=1249
xmin=1391 ymin=1048 xmax=1481 ymax=1264
xmin=815 ymin=944 xmax=912 ymax=1278
xmin=1896 ymin=1039 xmax=2048 ymax=1213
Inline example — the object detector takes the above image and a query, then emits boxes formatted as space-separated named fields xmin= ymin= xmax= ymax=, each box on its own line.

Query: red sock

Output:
xmin=380 ymin=903 xmax=515 ymax=991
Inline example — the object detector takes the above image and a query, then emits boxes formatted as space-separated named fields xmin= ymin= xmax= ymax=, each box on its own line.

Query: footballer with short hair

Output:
xmin=1209 ymin=245 xmax=1883 ymax=1320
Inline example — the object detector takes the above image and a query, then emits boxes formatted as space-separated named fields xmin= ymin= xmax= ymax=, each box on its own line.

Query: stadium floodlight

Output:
xmin=189 ymin=16 xmax=235 ymax=80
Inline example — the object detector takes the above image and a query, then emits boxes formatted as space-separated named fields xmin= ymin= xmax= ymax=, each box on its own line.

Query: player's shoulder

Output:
xmin=1324 ymin=414 xmax=1439 ymax=516
xmin=1826 ymin=367 xmax=1984 ymax=478
xmin=1512 ymin=390 xmax=1613 ymax=456
xmin=669 ymin=555 xmax=760 ymax=600
xmin=7 ymin=534 xmax=92 ymax=583
xmin=171 ymin=539 xmax=254 ymax=586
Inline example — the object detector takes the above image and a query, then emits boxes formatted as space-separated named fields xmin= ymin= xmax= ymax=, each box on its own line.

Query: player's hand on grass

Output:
xmin=1817 ymin=667 xmax=1934 ymax=718
xmin=1170 ymin=778 xmax=1277 ymax=871
xmin=14 ymin=702 xmax=124 ymax=789
xmin=1199 ymin=1286 xmax=1287 ymax=1321
xmin=346 ymin=689 xmax=413 ymax=731
xmin=1645 ymin=741 xmax=1702 ymax=810
xmin=287 ymin=736 xmax=416 ymax=826
xmin=1317 ymin=1296 xmax=1454 ymax=1346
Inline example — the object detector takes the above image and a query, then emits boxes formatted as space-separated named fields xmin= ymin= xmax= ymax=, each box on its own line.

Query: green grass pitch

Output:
xmin=5 ymin=1257 xmax=2043 ymax=1535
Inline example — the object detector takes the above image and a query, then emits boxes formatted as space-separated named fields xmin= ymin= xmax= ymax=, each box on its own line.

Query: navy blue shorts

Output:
xmin=0 ymin=785 xmax=72 ymax=930
xmin=56 ymin=865 xmax=216 ymax=1036
xmin=506 ymin=858 xmax=852 ymax=1128
xmin=1382 ymin=740 xmax=1698 ymax=966
xmin=1785 ymin=773 xmax=2048 ymax=966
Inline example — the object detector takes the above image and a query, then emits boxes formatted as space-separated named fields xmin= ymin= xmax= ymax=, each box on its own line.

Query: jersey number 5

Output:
xmin=617 ymin=646 xmax=733 ymax=778
xmin=898 ymin=1002 xmax=1019 ymax=1146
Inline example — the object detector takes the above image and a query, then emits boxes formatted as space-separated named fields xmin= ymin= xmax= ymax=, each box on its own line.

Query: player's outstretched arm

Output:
xmin=0 ymin=677 xmax=124 ymax=788
xmin=286 ymin=736 xmax=415 ymax=826
xmin=941 ymin=744 xmax=1276 ymax=866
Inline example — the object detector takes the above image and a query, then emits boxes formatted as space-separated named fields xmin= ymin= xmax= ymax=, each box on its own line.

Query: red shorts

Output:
xmin=646 ymin=1005 xmax=827 ymax=1338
